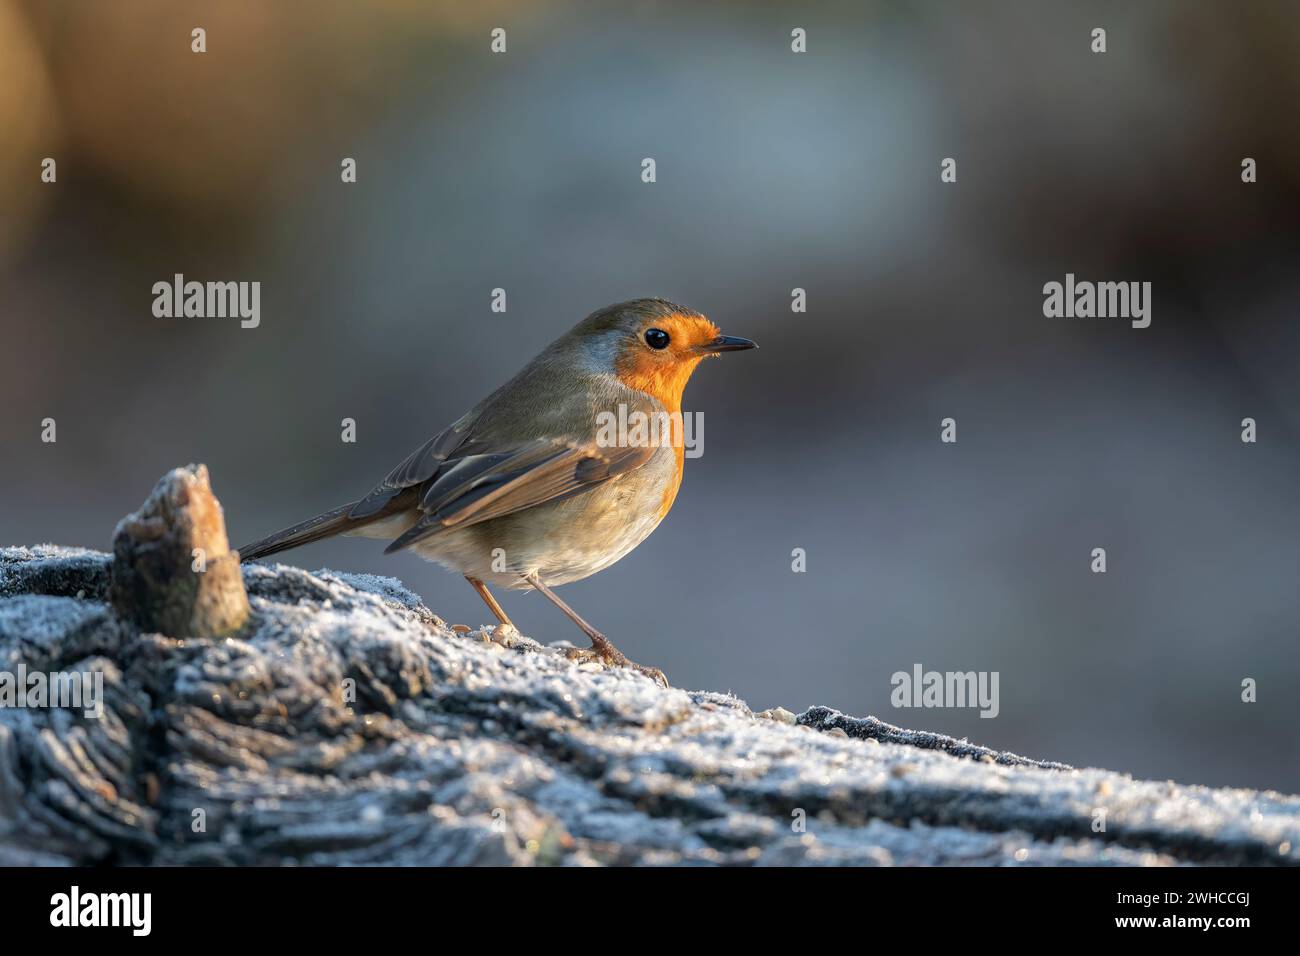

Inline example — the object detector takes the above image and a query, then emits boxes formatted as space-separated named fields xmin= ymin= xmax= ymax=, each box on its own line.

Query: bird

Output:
xmin=238 ymin=298 xmax=756 ymax=686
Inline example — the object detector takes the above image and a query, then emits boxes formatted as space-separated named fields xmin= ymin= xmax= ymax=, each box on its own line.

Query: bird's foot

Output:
xmin=564 ymin=637 xmax=668 ymax=688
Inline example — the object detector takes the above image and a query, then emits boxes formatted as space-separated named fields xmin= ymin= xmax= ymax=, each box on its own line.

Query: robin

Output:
xmin=238 ymin=298 xmax=756 ymax=686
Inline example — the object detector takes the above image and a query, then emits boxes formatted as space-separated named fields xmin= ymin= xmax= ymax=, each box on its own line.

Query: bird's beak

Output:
xmin=697 ymin=334 xmax=758 ymax=354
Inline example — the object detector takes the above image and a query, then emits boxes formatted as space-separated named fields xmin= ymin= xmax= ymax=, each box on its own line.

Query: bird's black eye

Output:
xmin=644 ymin=328 xmax=670 ymax=350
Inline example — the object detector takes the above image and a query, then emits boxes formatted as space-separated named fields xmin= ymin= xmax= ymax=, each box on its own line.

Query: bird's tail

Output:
xmin=238 ymin=501 xmax=382 ymax=563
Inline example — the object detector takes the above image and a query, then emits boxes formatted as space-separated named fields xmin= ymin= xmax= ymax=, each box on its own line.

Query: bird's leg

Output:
xmin=465 ymin=575 xmax=519 ymax=639
xmin=523 ymin=572 xmax=668 ymax=687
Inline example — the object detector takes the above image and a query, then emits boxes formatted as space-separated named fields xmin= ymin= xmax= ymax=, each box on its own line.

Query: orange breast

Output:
xmin=613 ymin=316 xmax=717 ymax=524
xmin=613 ymin=354 xmax=692 ymax=522
xmin=614 ymin=352 xmax=700 ymax=413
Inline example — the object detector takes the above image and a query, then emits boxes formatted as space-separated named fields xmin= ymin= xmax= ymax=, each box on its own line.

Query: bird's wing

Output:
xmin=348 ymin=419 xmax=475 ymax=518
xmin=382 ymin=438 xmax=656 ymax=554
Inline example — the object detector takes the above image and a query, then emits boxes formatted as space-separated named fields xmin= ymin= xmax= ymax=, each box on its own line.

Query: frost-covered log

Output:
xmin=1 ymin=541 xmax=1297 ymax=866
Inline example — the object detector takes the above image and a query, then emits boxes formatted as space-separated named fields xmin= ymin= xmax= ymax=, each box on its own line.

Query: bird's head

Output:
xmin=564 ymin=298 xmax=756 ymax=410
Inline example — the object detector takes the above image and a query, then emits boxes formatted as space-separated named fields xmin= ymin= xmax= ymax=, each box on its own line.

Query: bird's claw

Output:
xmin=563 ymin=645 xmax=669 ymax=688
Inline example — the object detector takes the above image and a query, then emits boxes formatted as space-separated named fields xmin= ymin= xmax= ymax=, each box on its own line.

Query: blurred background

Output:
xmin=2 ymin=0 xmax=1298 ymax=792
